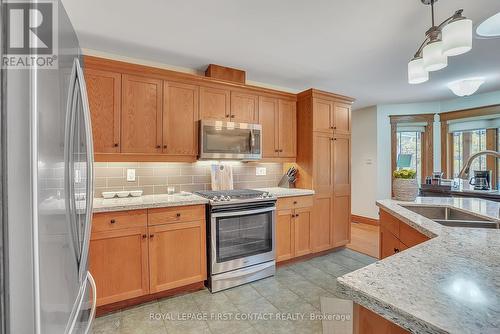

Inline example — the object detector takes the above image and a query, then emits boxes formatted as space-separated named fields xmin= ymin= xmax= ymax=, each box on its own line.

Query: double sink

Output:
xmin=402 ymin=205 xmax=500 ymax=229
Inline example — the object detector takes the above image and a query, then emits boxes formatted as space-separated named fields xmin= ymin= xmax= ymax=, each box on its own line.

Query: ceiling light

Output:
xmin=447 ymin=78 xmax=485 ymax=97
xmin=408 ymin=57 xmax=429 ymax=84
xmin=407 ymin=0 xmax=472 ymax=84
xmin=476 ymin=12 xmax=500 ymax=37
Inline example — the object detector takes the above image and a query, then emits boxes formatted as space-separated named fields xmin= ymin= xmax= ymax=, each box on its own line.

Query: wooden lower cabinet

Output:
xmin=89 ymin=227 xmax=149 ymax=306
xmin=275 ymin=196 xmax=313 ymax=262
xmin=149 ymin=220 xmax=206 ymax=293
xmin=354 ymin=304 xmax=409 ymax=334
xmin=380 ymin=226 xmax=407 ymax=259
xmin=333 ymin=194 xmax=351 ymax=247
xmin=312 ymin=193 xmax=334 ymax=252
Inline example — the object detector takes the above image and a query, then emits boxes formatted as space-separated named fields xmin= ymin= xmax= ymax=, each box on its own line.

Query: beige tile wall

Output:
xmin=94 ymin=161 xmax=284 ymax=197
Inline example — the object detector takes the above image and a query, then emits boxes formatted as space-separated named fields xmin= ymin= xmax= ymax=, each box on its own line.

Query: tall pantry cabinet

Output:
xmin=295 ymin=89 xmax=354 ymax=251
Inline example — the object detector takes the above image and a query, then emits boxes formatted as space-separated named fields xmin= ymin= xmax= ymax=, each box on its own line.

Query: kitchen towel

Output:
xmin=210 ymin=164 xmax=234 ymax=190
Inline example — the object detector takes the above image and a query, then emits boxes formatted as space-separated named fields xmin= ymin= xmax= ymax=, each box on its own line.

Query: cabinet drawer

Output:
xmin=148 ymin=205 xmax=205 ymax=226
xmin=399 ymin=222 xmax=429 ymax=248
xmin=92 ymin=210 xmax=147 ymax=233
xmin=379 ymin=209 xmax=400 ymax=239
xmin=277 ymin=195 xmax=313 ymax=211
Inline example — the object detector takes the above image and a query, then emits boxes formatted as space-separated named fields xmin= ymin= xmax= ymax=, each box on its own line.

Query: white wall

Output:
xmin=351 ymin=106 xmax=378 ymax=218
xmin=351 ymin=90 xmax=500 ymax=219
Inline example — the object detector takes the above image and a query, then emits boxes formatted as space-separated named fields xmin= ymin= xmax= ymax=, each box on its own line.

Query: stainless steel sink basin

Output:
xmin=401 ymin=205 xmax=499 ymax=229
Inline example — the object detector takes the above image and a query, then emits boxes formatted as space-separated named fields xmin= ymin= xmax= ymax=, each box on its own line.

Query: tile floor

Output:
xmin=92 ymin=248 xmax=377 ymax=334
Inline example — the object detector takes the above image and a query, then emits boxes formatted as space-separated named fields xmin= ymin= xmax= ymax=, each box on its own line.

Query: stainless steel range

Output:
xmin=195 ymin=190 xmax=276 ymax=292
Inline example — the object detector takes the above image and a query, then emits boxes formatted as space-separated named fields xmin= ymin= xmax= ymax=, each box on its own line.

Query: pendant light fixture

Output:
xmin=408 ymin=0 xmax=472 ymax=84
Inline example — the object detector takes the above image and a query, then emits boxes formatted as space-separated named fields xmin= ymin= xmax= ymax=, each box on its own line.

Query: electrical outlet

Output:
xmin=256 ymin=167 xmax=267 ymax=176
xmin=127 ymin=169 xmax=136 ymax=182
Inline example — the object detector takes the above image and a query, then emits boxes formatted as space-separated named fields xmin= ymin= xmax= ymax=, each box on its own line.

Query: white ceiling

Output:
xmin=62 ymin=0 xmax=500 ymax=109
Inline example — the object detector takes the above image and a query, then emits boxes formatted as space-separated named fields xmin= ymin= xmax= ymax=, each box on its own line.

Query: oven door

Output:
xmin=200 ymin=120 xmax=262 ymax=160
xmin=210 ymin=203 xmax=275 ymax=275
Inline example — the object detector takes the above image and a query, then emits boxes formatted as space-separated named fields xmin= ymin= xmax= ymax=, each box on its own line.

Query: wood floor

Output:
xmin=347 ymin=222 xmax=379 ymax=259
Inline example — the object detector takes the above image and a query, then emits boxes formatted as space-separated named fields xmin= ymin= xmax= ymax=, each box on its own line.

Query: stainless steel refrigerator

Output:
xmin=1 ymin=1 xmax=96 ymax=333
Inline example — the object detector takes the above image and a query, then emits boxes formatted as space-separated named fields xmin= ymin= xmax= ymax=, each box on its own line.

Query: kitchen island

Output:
xmin=336 ymin=197 xmax=500 ymax=334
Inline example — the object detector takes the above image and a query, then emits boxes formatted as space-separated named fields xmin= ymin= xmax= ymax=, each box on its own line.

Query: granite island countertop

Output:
xmin=336 ymin=197 xmax=500 ymax=334
xmin=93 ymin=187 xmax=315 ymax=213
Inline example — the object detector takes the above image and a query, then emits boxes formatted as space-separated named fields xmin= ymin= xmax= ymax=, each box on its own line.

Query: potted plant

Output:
xmin=393 ymin=169 xmax=418 ymax=201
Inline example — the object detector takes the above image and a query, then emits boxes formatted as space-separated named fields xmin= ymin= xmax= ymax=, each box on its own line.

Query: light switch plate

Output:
xmin=127 ymin=169 xmax=136 ymax=182
xmin=256 ymin=167 xmax=267 ymax=176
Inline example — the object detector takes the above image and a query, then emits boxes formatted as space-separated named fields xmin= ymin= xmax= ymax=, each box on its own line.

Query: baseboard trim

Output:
xmin=352 ymin=214 xmax=379 ymax=226
xmin=276 ymin=246 xmax=347 ymax=267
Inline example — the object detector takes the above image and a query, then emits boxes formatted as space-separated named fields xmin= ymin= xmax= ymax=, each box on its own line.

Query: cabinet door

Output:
xmin=354 ymin=304 xmax=410 ymax=334
xmin=230 ymin=91 xmax=258 ymax=123
xmin=276 ymin=209 xmax=294 ymax=262
xmin=121 ymin=75 xmax=163 ymax=153
xmin=278 ymin=99 xmax=297 ymax=158
xmin=259 ymin=96 xmax=279 ymax=158
xmin=199 ymin=86 xmax=230 ymax=120
xmin=85 ymin=69 xmax=121 ymax=153
xmin=313 ymin=98 xmax=334 ymax=133
xmin=334 ymin=102 xmax=351 ymax=134
xmin=379 ymin=227 xmax=406 ymax=259
xmin=89 ymin=227 xmax=149 ymax=306
xmin=333 ymin=134 xmax=351 ymax=247
xmin=163 ymin=82 xmax=199 ymax=156
xmin=312 ymin=194 xmax=333 ymax=252
xmin=149 ymin=221 xmax=206 ymax=293
xmin=294 ymin=206 xmax=312 ymax=257
xmin=313 ymin=132 xmax=334 ymax=194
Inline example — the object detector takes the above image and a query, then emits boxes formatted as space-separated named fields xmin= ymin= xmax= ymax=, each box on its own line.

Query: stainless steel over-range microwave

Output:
xmin=199 ymin=120 xmax=262 ymax=160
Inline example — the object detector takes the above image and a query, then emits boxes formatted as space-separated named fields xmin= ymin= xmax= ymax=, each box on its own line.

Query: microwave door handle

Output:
xmin=250 ymin=129 xmax=255 ymax=151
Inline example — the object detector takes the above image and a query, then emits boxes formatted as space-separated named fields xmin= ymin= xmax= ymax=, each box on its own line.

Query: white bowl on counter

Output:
xmin=116 ymin=191 xmax=130 ymax=198
xmin=102 ymin=191 xmax=117 ymax=199
xmin=129 ymin=190 xmax=143 ymax=197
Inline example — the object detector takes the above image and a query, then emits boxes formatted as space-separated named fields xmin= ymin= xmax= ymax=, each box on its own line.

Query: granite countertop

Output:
xmin=93 ymin=187 xmax=315 ymax=213
xmin=336 ymin=197 xmax=500 ymax=334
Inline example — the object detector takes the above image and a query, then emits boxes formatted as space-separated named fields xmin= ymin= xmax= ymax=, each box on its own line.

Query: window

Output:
xmin=451 ymin=129 xmax=487 ymax=178
xmin=396 ymin=131 xmax=422 ymax=184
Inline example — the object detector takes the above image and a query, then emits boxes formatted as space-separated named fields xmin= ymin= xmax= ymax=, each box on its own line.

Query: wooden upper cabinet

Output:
xmin=333 ymin=134 xmax=351 ymax=196
xmin=199 ymin=86 xmax=230 ymax=120
xmin=313 ymin=98 xmax=334 ymax=133
xmin=148 ymin=220 xmax=206 ymax=293
xmin=259 ymin=96 xmax=279 ymax=158
xmin=278 ymin=99 xmax=297 ymax=158
xmin=334 ymin=102 xmax=351 ymax=133
xmin=85 ymin=69 xmax=121 ymax=153
xmin=163 ymin=82 xmax=199 ymax=156
xmin=121 ymin=75 xmax=163 ymax=153
xmin=230 ymin=91 xmax=259 ymax=123
xmin=89 ymin=226 xmax=149 ymax=306
xmin=313 ymin=132 xmax=334 ymax=193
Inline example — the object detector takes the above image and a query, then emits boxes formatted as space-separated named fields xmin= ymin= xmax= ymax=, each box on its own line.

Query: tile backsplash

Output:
xmin=94 ymin=161 xmax=284 ymax=198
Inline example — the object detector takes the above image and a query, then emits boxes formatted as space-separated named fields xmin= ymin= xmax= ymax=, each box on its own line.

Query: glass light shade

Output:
xmin=423 ymin=40 xmax=447 ymax=72
xmin=408 ymin=58 xmax=429 ymax=84
xmin=442 ymin=18 xmax=473 ymax=56
xmin=447 ymin=78 xmax=485 ymax=96
xmin=476 ymin=12 xmax=500 ymax=37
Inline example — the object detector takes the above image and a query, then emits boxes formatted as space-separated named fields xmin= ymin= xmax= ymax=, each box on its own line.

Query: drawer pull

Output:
xmin=295 ymin=214 xmax=299 ymax=217
xmin=110 ymin=219 xmax=116 ymax=224
xmin=394 ymin=248 xmax=400 ymax=253
xmin=142 ymin=234 xmax=147 ymax=239
xmin=149 ymin=234 xmax=154 ymax=239
xmin=176 ymin=213 xmax=181 ymax=218
xmin=293 ymin=201 xmax=297 ymax=204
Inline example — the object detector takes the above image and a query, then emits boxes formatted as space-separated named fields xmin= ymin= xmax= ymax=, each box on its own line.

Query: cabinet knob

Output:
xmin=330 ymin=126 xmax=334 ymax=129
xmin=113 ymin=143 xmax=119 ymax=147
xmin=142 ymin=234 xmax=147 ymax=239
xmin=225 ymin=114 xmax=230 ymax=118
xmin=149 ymin=234 xmax=154 ymax=239
xmin=230 ymin=115 xmax=235 ymax=118
xmin=279 ymin=149 xmax=283 ymax=152
xmin=292 ymin=214 xmax=296 ymax=218
xmin=176 ymin=213 xmax=181 ymax=217
xmin=295 ymin=214 xmax=299 ymax=217
xmin=293 ymin=201 xmax=297 ymax=204
xmin=110 ymin=219 xmax=116 ymax=224
xmin=394 ymin=248 xmax=400 ymax=253
xmin=163 ymin=145 xmax=167 ymax=149
xmin=334 ymin=126 xmax=337 ymax=130
xmin=156 ymin=145 xmax=161 ymax=149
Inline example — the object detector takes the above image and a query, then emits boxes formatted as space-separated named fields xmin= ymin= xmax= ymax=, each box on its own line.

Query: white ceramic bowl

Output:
xmin=116 ymin=191 xmax=130 ymax=198
xmin=129 ymin=190 xmax=143 ymax=197
xmin=102 ymin=191 xmax=116 ymax=199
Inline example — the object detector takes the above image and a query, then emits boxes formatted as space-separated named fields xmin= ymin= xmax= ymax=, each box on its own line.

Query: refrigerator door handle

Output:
xmin=84 ymin=272 xmax=97 ymax=334
xmin=74 ymin=58 xmax=94 ymax=283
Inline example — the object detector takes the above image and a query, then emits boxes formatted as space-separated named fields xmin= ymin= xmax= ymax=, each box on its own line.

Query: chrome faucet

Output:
xmin=457 ymin=150 xmax=500 ymax=179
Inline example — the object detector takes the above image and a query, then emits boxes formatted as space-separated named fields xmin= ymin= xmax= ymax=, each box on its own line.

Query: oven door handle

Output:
xmin=212 ymin=261 xmax=275 ymax=281
xmin=211 ymin=207 xmax=275 ymax=218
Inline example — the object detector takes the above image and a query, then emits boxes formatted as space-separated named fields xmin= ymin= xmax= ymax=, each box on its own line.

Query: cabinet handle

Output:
xmin=330 ymin=126 xmax=334 ymax=129
xmin=293 ymin=201 xmax=297 ymax=204
xmin=394 ymin=248 xmax=400 ymax=253
xmin=176 ymin=213 xmax=181 ymax=218
xmin=295 ymin=214 xmax=300 ymax=217
xmin=110 ymin=219 xmax=116 ymax=224
xmin=230 ymin=115 xmax=235 ymax=118
xmin=279 ymin=149 xmax=283 ymax=152
xmin=292 ymin=214 xmax=296 ymax=218
xmin=113 ymin=143 xmax=119 ymax=147
xmin=334 ymin=126 xmax=337 ymax=130
xmin=142 ymin=234 xmax=147 ymax=239
xmin=156 ymin=145 xmax=161 ymax=149
xmin=149 ymin=234 xmax=154 ymax=239
xmin=225 ymin=114 xmax=230 ymax=118
xmin=163 ymin=145 xmax=167 ymax=149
